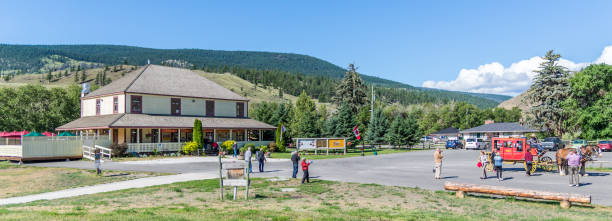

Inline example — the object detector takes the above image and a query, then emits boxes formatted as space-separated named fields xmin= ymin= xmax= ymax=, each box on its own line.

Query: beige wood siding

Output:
xmin=82 ymin=94 xmax=125 ymax=116
xmin=142 ymin=95 xmax=170 ymax=115
xmin=215 ymin=101 xmax=236 ymax=117
xmin=182 ymin=98 xmax=206 ymax=116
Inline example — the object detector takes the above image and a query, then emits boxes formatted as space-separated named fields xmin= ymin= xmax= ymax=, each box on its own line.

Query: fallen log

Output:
xmin=444 ymin=182 xmax=590 ymax=207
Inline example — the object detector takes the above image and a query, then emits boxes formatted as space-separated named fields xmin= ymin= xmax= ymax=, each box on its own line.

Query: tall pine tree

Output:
xmin=333 ymin=101 xmax=359 ymax=146
xmin=333 ymin=63 xmax=368 ymax=114
xmin=524 ymin=50 xmax=570 ymax=136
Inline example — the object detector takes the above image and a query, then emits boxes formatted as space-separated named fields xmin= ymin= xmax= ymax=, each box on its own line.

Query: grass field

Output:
xmin=1 ymin=177 xmax=610 ymax=220
xmin=586 ymin=167 xmax=612 ymax=172
xmin=0 ymin=162 xmax=162 ymax=198
xmin=270 ymin=148 xmax=424 ymax=160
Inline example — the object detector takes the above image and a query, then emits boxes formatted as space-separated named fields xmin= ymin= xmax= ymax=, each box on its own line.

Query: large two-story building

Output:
xmin=57 ymin=64 xmax=276 ymax=153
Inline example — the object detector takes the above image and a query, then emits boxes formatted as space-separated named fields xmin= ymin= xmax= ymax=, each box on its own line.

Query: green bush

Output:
xmin=241 ymin=143 xmax=255 ymax=155
xmin=258 ymin=145 xmax=268 ymax=153
xmin=182 ymin=141 xmax=198 ymax=155
xmin=109 ymin=143 xmax=128 ymax=157
xmin=221 ymin=140 xmax=236 ymax=152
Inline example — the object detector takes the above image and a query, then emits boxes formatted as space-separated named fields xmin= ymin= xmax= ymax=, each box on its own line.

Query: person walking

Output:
xmin=567 ymin=150 xmax=582 ymax=187
xmin=493 ymin=151 xmax=503 ymax=181
xmin=525 ymin=147 xmax=534 ymax=176
xmin=291 ymin=151 xmax=300 ymax=178
xmin=232 ymin=143 xmax=238 ymax=158
xmin=479 ymin=151 xmax=488 ymax=179
xmin=244 ymin=147 xmax=253 ymax=173
xmin=94 ymin=148 xmax=102 ymax=175
xmin=434 ymin=148 xmax=443 ymax=179
xmin=256 ymin=147 xmax=266 ymax=172
xmin=301 ymin=158 xmax=312 ymax=184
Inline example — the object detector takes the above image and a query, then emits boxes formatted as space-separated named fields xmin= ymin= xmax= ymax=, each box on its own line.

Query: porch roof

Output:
xmin=57 ymin=114 xmax=276 ymax=130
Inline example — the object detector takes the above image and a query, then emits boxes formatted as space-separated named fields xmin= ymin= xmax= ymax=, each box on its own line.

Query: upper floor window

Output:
xmin=206 ymin=100 xmax=214 ymax=117
xmin=171 ymin=98 xmax=181 ymax=115
xmin=236 ymin=102 xmax=244 ymax=118
xmin=113 ymin=96 xmax=119 ymax=114
xmin=131 ymin=95 xmax=142 ymax=114
xmin=96 ymin=99 xmax=101 ymax=115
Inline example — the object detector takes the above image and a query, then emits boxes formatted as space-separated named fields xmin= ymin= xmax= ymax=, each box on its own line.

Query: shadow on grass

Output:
xmin=464 ymin=193 xmax=596 ymax=209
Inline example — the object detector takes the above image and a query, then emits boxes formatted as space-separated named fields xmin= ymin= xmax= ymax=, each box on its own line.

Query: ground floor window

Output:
xmin=181 ymin=129 xmax=193 ymax=142
xmin=233 ymin=130 xmax=246 ymax=141
xmin=262 ymin=130 xmax=274 ymax=141
xmin=216 ymin=130 xmax=230 ymax=142
xmin=130 ymin=129 xmax=142 ymax=143
xmin=161 ymin=129 xmax=179 ymax=143
xmin=248 ymin=130 xmax=260 ymax=141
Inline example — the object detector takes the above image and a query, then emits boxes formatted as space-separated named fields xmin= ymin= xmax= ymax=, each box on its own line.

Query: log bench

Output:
xmin=444 ymin=182 xmax=591 ymax=208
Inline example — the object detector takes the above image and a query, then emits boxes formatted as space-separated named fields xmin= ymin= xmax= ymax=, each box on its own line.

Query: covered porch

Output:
xmin=57 ymin=113 xmax=277 ymax=153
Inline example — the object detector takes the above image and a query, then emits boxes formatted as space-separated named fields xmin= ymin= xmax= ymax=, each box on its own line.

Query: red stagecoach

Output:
xmin=485 ymin=137 xmax=555 ymax=173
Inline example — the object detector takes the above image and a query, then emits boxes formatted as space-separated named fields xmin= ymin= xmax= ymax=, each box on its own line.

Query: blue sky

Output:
xmin=1 ymin=1 xmax=611 ymax=95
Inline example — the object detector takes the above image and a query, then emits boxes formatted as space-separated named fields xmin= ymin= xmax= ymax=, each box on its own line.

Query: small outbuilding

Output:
xmin=431 ymin=127 xmax=460 ymax=140
xmin=459 ymin=122 xmax=538 ymax=141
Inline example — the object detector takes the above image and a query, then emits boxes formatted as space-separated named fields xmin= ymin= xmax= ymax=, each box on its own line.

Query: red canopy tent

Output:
xmin=0 ymin=131 xmax=8 ymax=137
xmin=42 ymin=132 xmax=56 ymax=137
xmin=7 ymin=130 xmax=29 ymax=137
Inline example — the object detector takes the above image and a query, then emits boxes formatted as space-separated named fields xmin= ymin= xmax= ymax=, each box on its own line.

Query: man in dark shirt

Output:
xmin=291 ymin=151 xmax=300 ymax=178
xmin=525 ymin=147 xmax=534 ymax=176
xmin=256 ymin=148 xmax=266 ymax=172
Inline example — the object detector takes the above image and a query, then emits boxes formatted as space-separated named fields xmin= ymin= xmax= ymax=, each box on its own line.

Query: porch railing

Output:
xmin=127 ymin=143 xmax=184 ymax=153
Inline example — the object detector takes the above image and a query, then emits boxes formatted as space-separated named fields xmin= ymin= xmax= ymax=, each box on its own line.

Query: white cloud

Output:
xmin=422 ymin=46 xmax=612 ymax=96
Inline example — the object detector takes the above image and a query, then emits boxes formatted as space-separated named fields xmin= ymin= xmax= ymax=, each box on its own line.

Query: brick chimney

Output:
xmin=484 ymin=120 xmax=495 ymax=125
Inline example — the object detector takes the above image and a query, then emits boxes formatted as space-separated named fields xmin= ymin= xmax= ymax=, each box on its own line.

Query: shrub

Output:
xmin=258 ymin=145 xmax=269 ymax=153
xmin=241 ymin=143 xmax=255 ymax=155
xmin=221 ymin=140 xmax=236 ymax=153
xmin=268 ymin=142 xmax=277 ymax=152
xmin=109 ymin=143 xmax=128 ymax=157
xmin=182 ymin=141 xmax=199 ymax=155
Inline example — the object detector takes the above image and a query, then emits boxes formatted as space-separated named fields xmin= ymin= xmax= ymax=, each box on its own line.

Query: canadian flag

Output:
xmin=353 ymin=125 xmax=361 ymax=140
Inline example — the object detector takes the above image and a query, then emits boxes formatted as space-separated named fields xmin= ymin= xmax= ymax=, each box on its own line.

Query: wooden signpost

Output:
xmin=218 ymin=155 xmax=250 ymax=200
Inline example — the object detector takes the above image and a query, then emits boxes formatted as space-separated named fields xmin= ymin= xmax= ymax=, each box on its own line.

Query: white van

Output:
xmin=465 ymin=138 xmax=481 ymax=150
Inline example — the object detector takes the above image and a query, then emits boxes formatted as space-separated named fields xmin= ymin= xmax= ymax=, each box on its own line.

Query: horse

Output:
xmin=556 ymin=145 xmax=597 ymax=176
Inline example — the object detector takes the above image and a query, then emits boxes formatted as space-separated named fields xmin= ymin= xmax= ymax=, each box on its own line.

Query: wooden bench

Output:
xmin=444 ymin=182 xmax=591 ymax=208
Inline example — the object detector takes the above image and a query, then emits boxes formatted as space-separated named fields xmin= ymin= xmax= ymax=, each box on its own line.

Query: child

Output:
xmin=94 ymin=148 xmax=102 ymax=175
xmin=301 ymin=158 xmax=312 ymax=184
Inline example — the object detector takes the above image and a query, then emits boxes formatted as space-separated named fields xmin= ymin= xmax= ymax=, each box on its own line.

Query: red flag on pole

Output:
xmin=353 ymin=125 xmax=361 ymax=140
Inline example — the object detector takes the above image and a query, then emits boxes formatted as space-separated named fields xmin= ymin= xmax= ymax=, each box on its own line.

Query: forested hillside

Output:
xmin=0 ymin=44 xmax=509 ymax=108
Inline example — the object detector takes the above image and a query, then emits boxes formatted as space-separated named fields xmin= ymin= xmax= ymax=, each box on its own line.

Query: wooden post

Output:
xmin=233 ymin=186 xmax=237 ymax=200
xmin=218 ymin=154 xmax=223 ymax=200
xmin=444 ymin=182 xmax=590 ymax=205
xmin=245 ymin=166 xmax=250 ymax=200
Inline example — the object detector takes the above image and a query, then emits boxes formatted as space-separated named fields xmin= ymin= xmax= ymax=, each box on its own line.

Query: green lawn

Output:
xmin=587 ymin=167 xmax=612 ymax=172
xmin=0 ymin=161 xmax=164 ymax=198
xmin=270 ymin=147 xmax=424 ymax=160
xmin=1 ymin=178 xmax=610 ymax=220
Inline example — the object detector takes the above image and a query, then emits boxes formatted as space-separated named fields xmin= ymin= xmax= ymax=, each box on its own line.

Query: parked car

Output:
xmin=599 ymin=140 xmax=612 ymax=152
xmin=465 ymin=138 xmax=481 ymax=150
xmin=445 ymin=140 xmax=463 ymax=149
xmin=541 ymin=137 xmax=564 ymax=151
xmin=571 ymin=140 xmax=587 ymax=149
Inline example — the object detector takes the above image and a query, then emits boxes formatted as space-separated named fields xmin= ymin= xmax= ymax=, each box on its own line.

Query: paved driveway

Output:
xmin=30 ymin=150 xmax=612 ymax=205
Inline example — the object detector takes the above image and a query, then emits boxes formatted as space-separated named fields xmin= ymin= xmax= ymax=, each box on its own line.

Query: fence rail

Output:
xmin=127 ymin=143 xmax=185 ymax=153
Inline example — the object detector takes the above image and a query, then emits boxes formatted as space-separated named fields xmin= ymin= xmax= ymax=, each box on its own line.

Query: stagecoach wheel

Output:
xmin=523 ymin=162 xmax=536 ymax=174
xmin=540 ymin=156 xmax=554 ymax=172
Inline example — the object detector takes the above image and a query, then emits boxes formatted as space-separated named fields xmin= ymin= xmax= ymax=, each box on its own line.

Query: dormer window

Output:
xmin=131 ymin=95 xmax=142 ymax=114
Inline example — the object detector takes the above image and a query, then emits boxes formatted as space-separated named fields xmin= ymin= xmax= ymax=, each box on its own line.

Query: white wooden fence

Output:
xmin=82 ymin=145 xmax=112 ymax=161
xmin=127 ymin=143 xmax=184 ymax=153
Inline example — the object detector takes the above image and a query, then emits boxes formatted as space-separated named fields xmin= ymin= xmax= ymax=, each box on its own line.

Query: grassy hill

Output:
xmin=0 ymin=44 xmax=510 ymax=108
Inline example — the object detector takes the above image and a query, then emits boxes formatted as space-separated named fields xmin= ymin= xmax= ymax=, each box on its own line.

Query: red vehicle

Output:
xmin=599 ymin=140 xmax=612 ymax=152
xmin=486 ymin=137 xmax=555 ymax=173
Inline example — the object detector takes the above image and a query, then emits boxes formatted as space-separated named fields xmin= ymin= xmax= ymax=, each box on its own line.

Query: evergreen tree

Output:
xmin=102 ymin=71 xmax=107 ymax=86
xmin=80 ymin=71 xmax=86 ymax=82
xmin=333 ymin=63 xmax=368 ymax=113
xmin=46 ymin=70 xmax=52 ymax=82
xmin=74 ymin=70 xmax=79 ymax=82
xmin=365 ymin=107 xmax=388 ymax=144
xmin=333 ymin=101 xmax=359 ymax=145
xmin=291 ymin=91 xmax=318 ymax=138
xmin=385 ymin=114 xmax=421 ymax=148
xmin=524 ymin=50 xmax=570 ymax=136
xmin=193 ymin=119 xmax=203 ymax=149
xmin=278 ymin=88 xmax=283 ymax=98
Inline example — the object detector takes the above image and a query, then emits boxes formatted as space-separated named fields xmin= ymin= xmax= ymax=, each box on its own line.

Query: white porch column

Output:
xmin=137 ymin=128 xmax=140 ymax=143
xmin=259 ymin=130 xmax=262 ymax=141
xmin=158 ymin=128 xmax=161 ymax=143
xmin=229 ymin=129 xmax=233 ymax=140
xmin=108 ymin=129 xmax=112 ymax=141
xmin=245 ymin=129 xmax=248 ymax=141
xmin=178 ymin=129 xmax=181 ymax=143
xmin=213 ymin=129 xmax=217 ymax=142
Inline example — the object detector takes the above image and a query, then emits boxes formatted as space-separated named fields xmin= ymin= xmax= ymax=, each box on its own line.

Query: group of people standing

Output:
xmin=291 ymin=151 xmax=312 ymax=184
xmin=243 ymin=146 xmax=267 ymax=173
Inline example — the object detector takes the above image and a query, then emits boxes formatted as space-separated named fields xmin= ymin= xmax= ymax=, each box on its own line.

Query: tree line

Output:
xmin=0 ymin=85 xmax=81 ymax=132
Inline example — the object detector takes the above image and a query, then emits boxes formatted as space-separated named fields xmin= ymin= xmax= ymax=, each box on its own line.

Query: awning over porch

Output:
xmin=57 ymin=114 xmax=276 ymax=131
